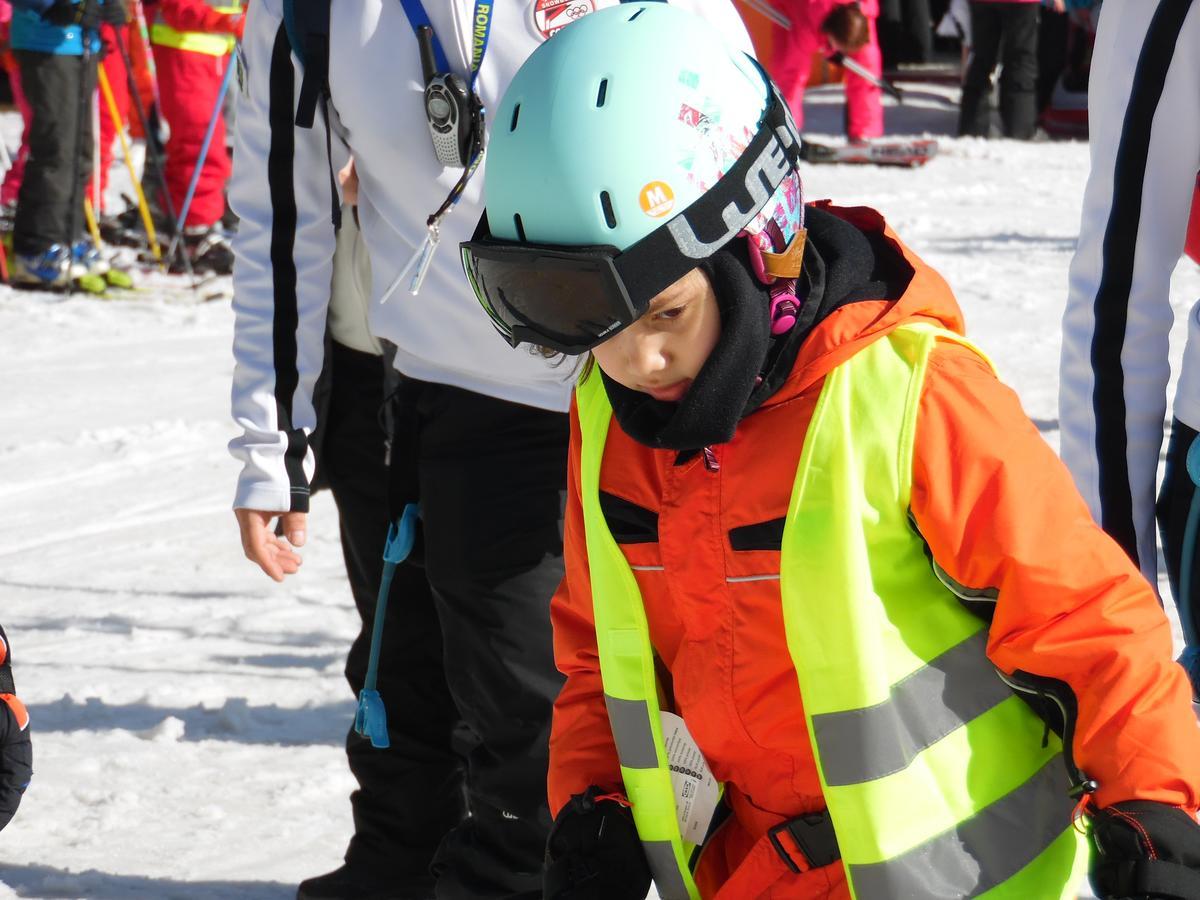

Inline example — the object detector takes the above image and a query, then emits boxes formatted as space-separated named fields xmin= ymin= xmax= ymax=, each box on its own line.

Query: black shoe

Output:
xmin=172 ymin=225 xmax=234 ymax=276
xmin=296 ymin=864 xmax=434 ymax=900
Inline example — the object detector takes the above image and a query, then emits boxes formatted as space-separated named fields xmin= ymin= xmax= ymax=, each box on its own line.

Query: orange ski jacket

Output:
xmin=548 ymin=203 xmax=1200 ymax=898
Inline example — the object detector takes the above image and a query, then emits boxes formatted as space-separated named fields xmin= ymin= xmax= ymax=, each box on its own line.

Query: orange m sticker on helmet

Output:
xmin=639 ymin=181 xmax=675 ymax=218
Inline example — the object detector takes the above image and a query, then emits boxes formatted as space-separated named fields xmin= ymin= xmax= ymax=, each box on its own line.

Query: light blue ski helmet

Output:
xmin=482 ymin=2 xmax=804 ymax=260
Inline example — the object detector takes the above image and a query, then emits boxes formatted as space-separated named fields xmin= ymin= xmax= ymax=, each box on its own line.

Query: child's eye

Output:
xmin=656 ymin=304 xmax=685 ymax=321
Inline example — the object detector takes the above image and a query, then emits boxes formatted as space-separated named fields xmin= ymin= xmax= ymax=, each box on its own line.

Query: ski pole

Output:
xmin=131 ymin=1 xmax=170 ymax=148
xmin=83 ymin=197 xmax=103 ymax=249
xmin=91 ymin=87 xmax=101 ymax=216
xmin=739 ymin=0 xmax=791 ymax=30
xmin=97 ymin=64 xmax=162 ymax=262
xmin=354 ymin=503 xmax=420 ymax=749
xmin=66 ymin=30 xmax=94 ymax=296
xmin=110 ymin=27 xmax=195 ymax=278
xmin=164 ymin=46 xmax=236 ymax=266
xmin=830 ymin=51 xmax=904 ymax=103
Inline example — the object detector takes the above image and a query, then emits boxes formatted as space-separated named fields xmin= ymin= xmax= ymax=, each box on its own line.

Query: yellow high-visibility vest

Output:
xmin=575 ymin=323 xmax=1089 ymax=899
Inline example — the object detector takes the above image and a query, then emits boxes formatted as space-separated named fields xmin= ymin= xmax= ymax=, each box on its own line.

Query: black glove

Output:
xmin=100 ymin=0 xmax=127 ymax=26
xmin=0 ymin=625 xmax=32 ymax=832
xmin=543 ymin=787 xmax=652 ymax=900
xmin=1090 ymin=801 xmax=1200 ymax=899
xmin=40 ymin=0 xmax=99 ymax=28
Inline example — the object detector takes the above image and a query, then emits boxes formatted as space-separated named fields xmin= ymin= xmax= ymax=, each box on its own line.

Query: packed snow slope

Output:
xmin=2 ymin=83 xmax=1200 ymax=899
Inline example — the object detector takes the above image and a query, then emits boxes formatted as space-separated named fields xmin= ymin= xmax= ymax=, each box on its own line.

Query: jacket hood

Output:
xmin=766 ymin=201 xmax=966 ymax=407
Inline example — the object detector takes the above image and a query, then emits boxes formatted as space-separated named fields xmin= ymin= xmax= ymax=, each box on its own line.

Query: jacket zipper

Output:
xmin=994 ymin=668 xmax=1097 ymax=799
xmin=702 ymin=446 xmax=720 ymax=472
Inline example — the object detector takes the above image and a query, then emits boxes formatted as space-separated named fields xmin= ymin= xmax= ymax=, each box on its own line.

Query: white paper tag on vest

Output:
xmin=660 ymin=711 xmax=719 ymax=845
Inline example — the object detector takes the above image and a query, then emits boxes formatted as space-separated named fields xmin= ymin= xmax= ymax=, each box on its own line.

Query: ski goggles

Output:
xmin=460 ymin=82 xmax=802 ymax=356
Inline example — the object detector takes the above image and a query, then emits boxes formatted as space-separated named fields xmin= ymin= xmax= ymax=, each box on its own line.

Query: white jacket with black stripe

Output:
xmin=1059 ymin=0 xmax=1200 ymax=585
xmin=228 ymin=0 xmax=754 ymax=512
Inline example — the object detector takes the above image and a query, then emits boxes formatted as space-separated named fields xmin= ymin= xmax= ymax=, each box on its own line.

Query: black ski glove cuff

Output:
xmin=1090 ymin=800 xmax=1200 ymax=899
xmin=543 ymin=786 xmax=652 ymax=900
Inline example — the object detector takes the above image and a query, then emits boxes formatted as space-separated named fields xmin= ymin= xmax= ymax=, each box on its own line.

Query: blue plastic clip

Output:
xmin=354 ymin=502 xmax=420 ymax=749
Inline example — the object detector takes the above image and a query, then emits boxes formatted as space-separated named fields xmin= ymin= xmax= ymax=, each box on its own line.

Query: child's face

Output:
xmin=591 ymin=268 xmax=721 ymax=404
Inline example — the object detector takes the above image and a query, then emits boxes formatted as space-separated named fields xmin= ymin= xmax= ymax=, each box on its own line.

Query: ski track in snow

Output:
xmin=4 ymin=85 xmax=1200 ymax=899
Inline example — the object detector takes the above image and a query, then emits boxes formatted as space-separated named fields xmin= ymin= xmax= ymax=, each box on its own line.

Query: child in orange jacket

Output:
xmin=0 ymin=624 xmax=32 ymax=832
xmin=462 ymin=5 xmax=1200 ymax=899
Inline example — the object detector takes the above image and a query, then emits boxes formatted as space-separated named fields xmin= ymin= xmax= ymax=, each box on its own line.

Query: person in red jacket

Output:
xmin=146 ymin=0 xmax=240 ymax=273
xmin=958 ymin=0 xmax=1042 ymax=138
xmin=461 ymin=5 xmax=1200 ymax=898
xmin=770 ymin=0 xmax=883 ymax=142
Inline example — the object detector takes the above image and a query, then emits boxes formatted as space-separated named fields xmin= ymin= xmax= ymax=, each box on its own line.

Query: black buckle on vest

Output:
xmin=768 ymin=810 xmax=841 ymax=873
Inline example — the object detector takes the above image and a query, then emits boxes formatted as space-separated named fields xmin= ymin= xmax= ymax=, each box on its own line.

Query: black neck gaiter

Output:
xmin=601 ymin=240 xmax=773 ymax=451
xmin=600 ymin=205 xmax=899 ymax=453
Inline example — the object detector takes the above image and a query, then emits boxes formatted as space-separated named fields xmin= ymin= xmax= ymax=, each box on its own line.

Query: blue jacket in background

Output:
xmin=9 ymin=0 xmax=102 ymax=54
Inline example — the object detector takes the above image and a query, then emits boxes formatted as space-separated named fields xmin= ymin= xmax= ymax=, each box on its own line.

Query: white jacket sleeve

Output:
xmin=1058 ymin=0 xmax=1200 ymax=583
xmin=227 ymin=0 xmax=350 ymax=512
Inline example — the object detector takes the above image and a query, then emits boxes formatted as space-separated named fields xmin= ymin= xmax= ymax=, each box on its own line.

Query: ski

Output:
xmin=800 ymin=138 xmax=939 ymax=168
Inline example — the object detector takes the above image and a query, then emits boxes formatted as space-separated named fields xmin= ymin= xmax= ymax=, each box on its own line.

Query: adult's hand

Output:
xmin=235 ymin=508 xmax=306 ymax=582
xmin=338 ymin=157 xmax=358 ymax=206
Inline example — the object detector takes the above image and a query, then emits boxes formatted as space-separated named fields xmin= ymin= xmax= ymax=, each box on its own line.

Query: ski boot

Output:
xmin=10 ymin=244 xmax=71 ymax=291
xmin=71 ymin=241 xmax=135 ymax=291
xmin=174 ymin=225 xmax=234 ymax=276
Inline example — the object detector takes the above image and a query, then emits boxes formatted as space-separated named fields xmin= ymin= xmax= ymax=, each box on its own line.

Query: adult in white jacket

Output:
xmin=1059 ymin=0 xmax=1200 ymax=690
xmin=227 ymin=2 xmax=754 ymax=899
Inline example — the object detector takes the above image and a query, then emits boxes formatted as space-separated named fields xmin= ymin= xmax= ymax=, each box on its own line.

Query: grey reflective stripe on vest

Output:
xmin=604 ymin=695 xmax=659 ymax=769
xmin=811 ymin=629 xmax=1012 ymax=786
xmin=644 ymin=841 xmax=693 ymax=900
xmin=604 ymin=696 xmax=691 ymax=899
xmin=848 ymin=755 xmax=1077 ymax=898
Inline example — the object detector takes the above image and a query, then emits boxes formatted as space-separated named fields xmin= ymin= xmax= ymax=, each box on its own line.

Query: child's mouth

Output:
xmin=646 ymin=380 xmax=690 ymax=403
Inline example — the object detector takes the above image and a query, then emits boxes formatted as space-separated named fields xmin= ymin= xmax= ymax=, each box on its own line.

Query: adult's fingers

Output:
xmin=235 ymin=508 xmax=303 ymax=582
xmin=278 ymin=510 xmax=307 ymax=548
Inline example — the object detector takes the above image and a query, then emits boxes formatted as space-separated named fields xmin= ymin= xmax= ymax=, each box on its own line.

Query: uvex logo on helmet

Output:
xmin=666 ymin=114 xmax=801 ymax=259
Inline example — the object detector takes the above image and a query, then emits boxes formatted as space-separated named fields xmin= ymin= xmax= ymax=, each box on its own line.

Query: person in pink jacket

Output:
xmin=769 ymin=0 xmax=883 ymax=143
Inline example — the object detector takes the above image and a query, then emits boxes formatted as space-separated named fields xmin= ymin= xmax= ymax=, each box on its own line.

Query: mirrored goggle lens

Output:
xmin=464 ymin=250 xmax=632 ymax=354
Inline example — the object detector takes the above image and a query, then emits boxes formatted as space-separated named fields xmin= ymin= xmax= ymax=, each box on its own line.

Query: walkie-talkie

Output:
xmin=418 ymin=25 xmax=480 ymax=168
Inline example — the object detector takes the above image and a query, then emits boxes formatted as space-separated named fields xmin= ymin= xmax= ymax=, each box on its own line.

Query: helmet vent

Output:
xmin=600 ymin=192 xmax=617 ymax=229
xmin=513 ymin=213 xmax=527 ymax=242
xmin=628 ymin=7 xmax=646 ymax=20
xmin=510 ymin=103 xmax=521 ymax=132
xmin=595 ymin=79 xmax=608 ymax=108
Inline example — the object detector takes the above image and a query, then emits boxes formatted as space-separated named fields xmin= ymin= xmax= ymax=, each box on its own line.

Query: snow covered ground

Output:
xmin=2 ymin=80 xmax=1200 ymax=899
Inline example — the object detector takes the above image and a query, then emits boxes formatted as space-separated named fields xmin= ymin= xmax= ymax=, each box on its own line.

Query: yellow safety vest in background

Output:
xmin=575 ymin=323 xmax=1089 ymax=899
xmin=150 ymin=0 xmax=240 ymax=56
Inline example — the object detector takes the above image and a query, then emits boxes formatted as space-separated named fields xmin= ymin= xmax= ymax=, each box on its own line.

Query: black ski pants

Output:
xmin=1159 ymin=419 xmax=1200 ymax=665
xmin=320 ymin=341 xmax=567 ymax=900
xmin=13 ymin=49 xmax=97 ymax=256
xmin=958 ymin=2 xmax=1040 ymax=140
